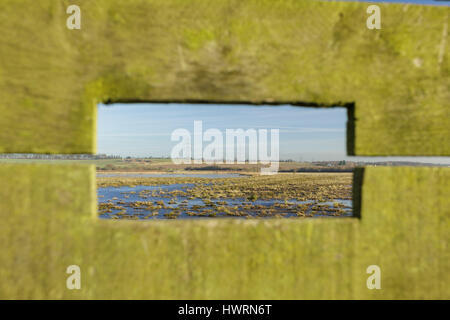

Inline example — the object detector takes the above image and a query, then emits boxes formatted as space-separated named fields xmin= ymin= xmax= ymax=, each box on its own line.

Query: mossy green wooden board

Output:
xmin=0 ymin=164 xmax=448 ymax=299
xmin=0 ymin=0 xmax=448 ymax=155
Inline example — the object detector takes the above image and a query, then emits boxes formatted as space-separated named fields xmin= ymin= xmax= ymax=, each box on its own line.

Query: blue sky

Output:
xmin=334 ymin=0 xmax=449 ymax=5
xmin=98 ymin=104 xmax=347 ymax=161
xmin=97 ymin=103 xmax=449 ymax=164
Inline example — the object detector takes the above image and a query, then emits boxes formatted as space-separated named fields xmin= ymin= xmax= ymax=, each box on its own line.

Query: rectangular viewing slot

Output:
xmin=96 ymin=103 xmax=354 ymax=219
xmin=92 ymin=103 xmax=449 ymax=220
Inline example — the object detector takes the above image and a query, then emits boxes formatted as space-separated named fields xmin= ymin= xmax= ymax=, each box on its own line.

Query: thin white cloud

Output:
xmin=98 ymin=133 xmax=169 ymax=137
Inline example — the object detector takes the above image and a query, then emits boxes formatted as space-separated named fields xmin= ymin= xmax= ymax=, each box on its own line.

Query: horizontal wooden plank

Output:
xmin=0 ymin=0 xmax=448 ymax=155
xmin=0 ymin=164 xmax=447 ymax=299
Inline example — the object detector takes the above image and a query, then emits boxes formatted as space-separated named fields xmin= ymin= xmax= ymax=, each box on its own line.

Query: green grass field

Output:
xmin=97 ymin=173 xmax=353 ymax=219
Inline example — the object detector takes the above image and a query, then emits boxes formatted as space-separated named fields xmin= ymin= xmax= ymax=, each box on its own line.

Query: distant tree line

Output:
xmin=0 ymin=153 xmax=122 ymax=159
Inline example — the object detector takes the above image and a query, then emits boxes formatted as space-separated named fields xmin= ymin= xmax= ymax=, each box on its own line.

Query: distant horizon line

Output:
xmin=0 ymin=153 xmax=449 ymax=165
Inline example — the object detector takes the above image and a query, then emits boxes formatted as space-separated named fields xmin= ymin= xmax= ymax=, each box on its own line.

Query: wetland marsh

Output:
xmin=97 ymin=172 xmax=353 ymax=220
